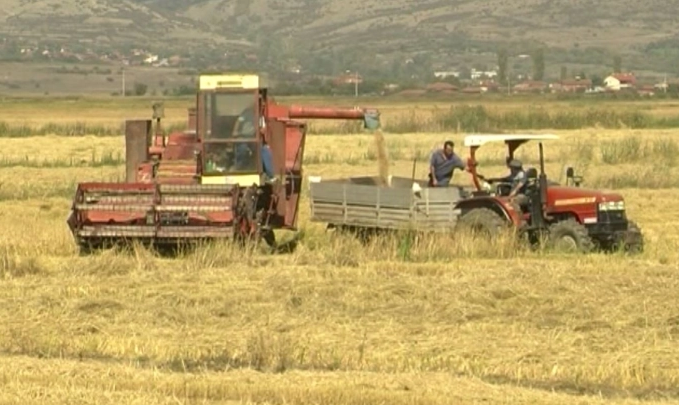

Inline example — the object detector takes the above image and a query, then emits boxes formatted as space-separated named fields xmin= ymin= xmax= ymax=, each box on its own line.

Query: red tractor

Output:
xmin=66 ymin=73 xmax=380 ymax=253
xmin=456 ymin=134 xmax=643 ymax=253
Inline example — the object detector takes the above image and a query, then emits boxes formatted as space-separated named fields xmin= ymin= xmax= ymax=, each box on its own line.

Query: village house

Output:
xmin=153 ymin=58 xmax=169 ymax=67
xmin=470 ymin=68 xmax=497 ymax=80
xmin=637 ymin=85 xmax=655 ymax=97
xmin=654 ymin=78 xmax=679 ymax=92
xmin=167 ymin=55 xmax=184 ymax=66
xmin=549 ymin=78 xmax=592 ymax=93
xmin=603 ymin=73 xmax=636 ymax=91
xmin=478 ymin=80 xmax=500 ymax=92
xmin=513 ymin=80 xmax=547 ymax=93
xmin=144 ymin=54 xmax=159 ymax=64
xmin=425 ymin=82 xmax=458 ymax=94
xmin=433 ymin=71 xmax=460 ymax=79
xmin=461 ymin=86 xmax=485 ymax=94
xmin=654 ymin=81 xmax=669 ymax=92
xmin=333 ymin=73 xmax=363 ymax=86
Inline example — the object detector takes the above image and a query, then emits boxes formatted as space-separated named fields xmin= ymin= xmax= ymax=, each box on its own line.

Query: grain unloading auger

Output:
xmin=66 ymin=73 xmax=380 ymax=253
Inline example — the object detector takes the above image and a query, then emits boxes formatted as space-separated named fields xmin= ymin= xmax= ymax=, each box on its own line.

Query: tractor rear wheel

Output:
xmin=547 ymin=218 xmax=594 ymax=253
xmin=455 ymin=207 xmax=506 ymax=238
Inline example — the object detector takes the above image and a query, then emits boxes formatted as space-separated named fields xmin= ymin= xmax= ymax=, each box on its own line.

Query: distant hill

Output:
xmin=1 ymin=0 xmax=679 ymax=75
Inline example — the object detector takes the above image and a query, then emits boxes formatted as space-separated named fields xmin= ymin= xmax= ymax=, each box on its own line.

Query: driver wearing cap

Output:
xmin=480 ymin=157 xmax=528 ymax=204
xmin=505 ymin=159 xmax=527 ymax=202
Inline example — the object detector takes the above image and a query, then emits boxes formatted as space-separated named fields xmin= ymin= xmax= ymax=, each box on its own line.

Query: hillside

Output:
xmin=0 ymin=0 xmax=223 ymax=45
xmin=1 ymin=0 xmax=679 ymax=73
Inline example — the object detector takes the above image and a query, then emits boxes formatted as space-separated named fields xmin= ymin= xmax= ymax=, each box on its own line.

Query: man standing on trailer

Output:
xmin=429 ymin=140 xmax=466 ymax=187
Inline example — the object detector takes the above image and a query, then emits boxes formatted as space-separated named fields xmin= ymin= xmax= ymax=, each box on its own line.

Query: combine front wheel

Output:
xmin=547 ymin=219 xmax=594 ymax=253
xmin=234 ymin=214 xmax=258 ymax=244
xmin=234 ymin=211 xmax=298 ymax=254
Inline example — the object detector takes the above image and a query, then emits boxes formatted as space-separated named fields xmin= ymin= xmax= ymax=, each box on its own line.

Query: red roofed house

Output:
xmin=395 ymin=89 xmax=427 ymax=97
xmin=513 ymin=80 xmax=547 ymax=93
xmin=461 ymin=86 xmax=484 ymax=94
xmin=333 ymin=73 xmax=363 ymax=86
xmin=550 ymin=78 xmax=592 ymax=93
xmin=637 ymin=85 xmax=655 ymax=97
xmin=603 ymin=73 xmax=636 ymax=91
xmin=425 ymin=82 xmax=459 ymax=93
xmin=479 ymin=80 xmax=500 ymax=92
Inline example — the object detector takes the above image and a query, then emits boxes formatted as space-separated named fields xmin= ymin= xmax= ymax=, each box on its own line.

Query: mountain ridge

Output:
xmin=1 ymin=0 xmax=678 ymax=75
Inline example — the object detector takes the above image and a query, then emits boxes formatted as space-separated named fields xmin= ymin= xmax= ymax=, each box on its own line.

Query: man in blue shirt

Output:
xmin=429 ymin=140 xmax=466 ymax=187
xmin=260 ymin=142 xmax=275 ymax=181
xmin=232 ymin=141 xmax=275 ymax=180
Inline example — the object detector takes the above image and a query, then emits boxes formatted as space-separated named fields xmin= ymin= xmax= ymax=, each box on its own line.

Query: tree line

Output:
xmin=496 ymin=47 xmax=626 ymax=83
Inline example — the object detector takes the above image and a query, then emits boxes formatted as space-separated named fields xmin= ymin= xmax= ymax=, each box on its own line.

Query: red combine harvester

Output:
xmin=66 ymin=73 xmax=380 ymax=253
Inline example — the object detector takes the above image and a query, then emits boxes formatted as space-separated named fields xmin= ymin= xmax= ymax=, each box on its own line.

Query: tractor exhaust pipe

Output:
xmin=539 ymin=142 xmax=547 ymax=202
xmin=538 ymin=142 xmax=549 ymax=221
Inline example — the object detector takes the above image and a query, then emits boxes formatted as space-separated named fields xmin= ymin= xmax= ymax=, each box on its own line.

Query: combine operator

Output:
xmin=230 ymin=105 xmax=276 ymax=182
xmin=428 ymin=140 xmax=466 ymax=187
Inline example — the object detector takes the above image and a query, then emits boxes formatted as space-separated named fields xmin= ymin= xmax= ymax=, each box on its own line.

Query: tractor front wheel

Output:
xmin=455 ymin=207 xmax=506 ymax=238
xmin=615 ymin=220 xmax=644 ymax=254
xmin=547 ymin=218 xmax=594 ymax=253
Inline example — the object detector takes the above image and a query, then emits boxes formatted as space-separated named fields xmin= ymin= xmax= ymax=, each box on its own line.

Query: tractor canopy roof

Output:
xmin=463 ymin=134 xmax=559 ymax=147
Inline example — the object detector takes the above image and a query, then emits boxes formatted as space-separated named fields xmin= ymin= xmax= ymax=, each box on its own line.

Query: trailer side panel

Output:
xmin=308 ymin=179 xmax=464 ymax=230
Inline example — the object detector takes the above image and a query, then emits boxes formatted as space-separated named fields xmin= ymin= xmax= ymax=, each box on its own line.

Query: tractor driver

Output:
xmin=480 ymin=158 xmax=528 ymax=204
xmin=505 ymin=159 xmax=528 ymax=204
xmin=429 ymin=140 xmax=466 ymax=187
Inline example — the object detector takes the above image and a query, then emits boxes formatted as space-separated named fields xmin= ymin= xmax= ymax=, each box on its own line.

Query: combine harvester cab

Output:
xmin=67 ymin=73 xmax=380 ymax=254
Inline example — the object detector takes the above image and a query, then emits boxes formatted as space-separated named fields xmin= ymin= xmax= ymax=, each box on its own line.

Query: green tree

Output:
xmin=591 ymin=75 xmax=603 ymax=87
xmin=613 ymin=55 xmax=622 ymax=73
xmin=532 ymin=48 xmax=545 ymax=81
xmin=560 ymin=66 xmax=568 ymax=81
xmin=497 ymin=49 xmax=508 ymax=84
xmin=134 ymin=82 xmax=148 ymax=96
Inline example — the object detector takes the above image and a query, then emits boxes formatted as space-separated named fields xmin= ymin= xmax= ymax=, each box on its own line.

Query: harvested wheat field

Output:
xmin=1 ymin=103 xmax=679 ymax=404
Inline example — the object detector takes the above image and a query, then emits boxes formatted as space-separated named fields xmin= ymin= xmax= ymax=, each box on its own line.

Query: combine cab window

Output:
xmin=205 ymin=92 xmax=257 ymax=140
xmin=203 ymin=141 xmax=259 ymax=175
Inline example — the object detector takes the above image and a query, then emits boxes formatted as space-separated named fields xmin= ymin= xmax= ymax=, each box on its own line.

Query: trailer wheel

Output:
xmin=547 ymin=218 xmax=594 ymax=253
xmin=455 ymin=207 xmax=505 ymax=238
